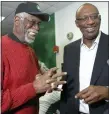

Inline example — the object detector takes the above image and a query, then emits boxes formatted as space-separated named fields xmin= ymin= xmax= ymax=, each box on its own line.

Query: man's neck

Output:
xmin=83 ymin=38 xmax=96 ymax=48
xmin=13 ymin=30 xmax=24 ymax=42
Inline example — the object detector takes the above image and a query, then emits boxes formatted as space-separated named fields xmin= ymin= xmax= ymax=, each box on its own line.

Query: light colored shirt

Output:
xmin=79 ymin=31 xmax=101 ymax=113
xmin=39 ymin=91 xmax=61 ymax=114
xmin=38 ymin=61 xmax=61 ymax=114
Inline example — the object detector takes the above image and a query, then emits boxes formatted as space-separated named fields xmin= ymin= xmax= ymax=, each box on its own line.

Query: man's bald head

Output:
xmin=75 ymin=3 xmax=101 ymax=41
xmin=76 ymin=3 xmax=99 ymax=19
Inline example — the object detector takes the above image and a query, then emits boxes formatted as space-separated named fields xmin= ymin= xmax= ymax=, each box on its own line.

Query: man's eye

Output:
xmin=91 ymin=15 xmax=98 ymax=19
xmin=82 ymin=17 xmax=88 ymax=20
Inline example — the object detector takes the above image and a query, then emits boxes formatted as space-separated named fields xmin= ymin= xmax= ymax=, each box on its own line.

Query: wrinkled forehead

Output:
xmin=76 ymin=5 xmax=99 ymax=18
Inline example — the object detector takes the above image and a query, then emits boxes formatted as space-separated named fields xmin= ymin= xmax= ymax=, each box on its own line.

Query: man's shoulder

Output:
xmin=2 ymin=34 xmax=10 ymax=43
xmin=64 ymin=39 xmax=81 ymax=49
xmin=2 ymin=34 xmax=14 ymax=49
xmin=101 ymin=32 xmax=108 ymax=38
xmin=100 ymin=32 xmax=109 ymax=44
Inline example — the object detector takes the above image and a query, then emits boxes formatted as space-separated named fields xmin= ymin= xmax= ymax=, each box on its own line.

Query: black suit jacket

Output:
xmin=60 ymin=32 xmax=109 ymax=114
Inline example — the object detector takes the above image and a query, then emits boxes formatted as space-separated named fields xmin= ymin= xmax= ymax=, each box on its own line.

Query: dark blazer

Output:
xmin=60 ymin=32 xmax=109 ymax=114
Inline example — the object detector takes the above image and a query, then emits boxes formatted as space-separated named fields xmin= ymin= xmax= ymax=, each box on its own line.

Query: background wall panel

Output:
xmin=32 ymin=14 xmax=56 ymax=68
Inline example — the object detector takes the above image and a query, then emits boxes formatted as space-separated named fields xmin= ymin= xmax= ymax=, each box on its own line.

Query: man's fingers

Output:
xmin=50 ymin=67 xmax=58 ymax=73
xmin=35 ymin=74 xmax=42 ymax=80
xmin=46 ymin=79 xmax=57 ymax=84
xmin=52 ymin=72 xmax=67 ymax=79
xmin=84 ymin=95 xmax=94 ymax=104
xmin=53 ymin=81 xmax=67 ymax=88
xmin=55 ymin=81 xmax=67 ymax=86
xmin=50 ymin=81 xmax=66 ymax=89
xmin=85 ymin=92 xmax=100 ymax=104
xmin=87 ymin=100 xmax=95 ymax=104
xmin=80 ymin=92 xmax=90 ymax=99
xmin=87 ymin=97 xmax=101 ymax=104
xmin=53 ymin=87 xmax=63 ymax=91
xmin=75 ymin=88 xmax=89 ymax=99
xmin=84 ymin=96 xmax=100 ymax=104
xmin=45 ymin=67 xmax=58 ymax=77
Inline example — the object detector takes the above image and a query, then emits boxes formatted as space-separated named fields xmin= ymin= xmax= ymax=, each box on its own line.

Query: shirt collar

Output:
xmin=81 ymin=31 xmax=101 ymax=46
xmin=8 ymin=32 xmax=28 ymax=45
xmin=8 ymin=32 xmax=22 ymax=43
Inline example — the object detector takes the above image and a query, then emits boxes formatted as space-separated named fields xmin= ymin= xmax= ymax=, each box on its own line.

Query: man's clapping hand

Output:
xmin=33 ymin=67 xmax=67 ymax=94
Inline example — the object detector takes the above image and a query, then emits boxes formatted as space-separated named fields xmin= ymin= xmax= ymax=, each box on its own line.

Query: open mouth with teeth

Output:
xmin=85 ymin=27 xmax=96 ymax=32
xmin=29 ymin=32 xmax=36 ymax=36
xmin=28 ymin=32 xmax=38 ymax=39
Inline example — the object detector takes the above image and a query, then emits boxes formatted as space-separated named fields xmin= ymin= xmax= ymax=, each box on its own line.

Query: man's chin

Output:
xmin=25 ymin=39 xmax=35 ymax=44
xmin=25 ymin=36 xmax=35 ymax=44
xmin=84 ymin=32 xmax=98 ymax=39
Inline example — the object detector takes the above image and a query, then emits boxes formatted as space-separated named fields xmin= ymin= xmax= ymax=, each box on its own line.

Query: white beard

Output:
xmin=25 ymin=33 xmax=34 ymax=43
xmin=24 ymin=30 xmax=38 ymax=44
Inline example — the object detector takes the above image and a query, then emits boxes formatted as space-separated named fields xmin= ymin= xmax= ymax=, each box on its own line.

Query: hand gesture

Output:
xmin=75 ymin=85 xmax=109 ymax=104
xmin=33 ymin=67 xmax=67 ymax=94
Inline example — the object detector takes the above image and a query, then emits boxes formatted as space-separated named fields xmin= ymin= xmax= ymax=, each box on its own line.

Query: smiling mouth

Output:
xmin=85 ymin=27 xmax=96 ymax=32
xmin=29 ymin=31 xmax=39 ymax=38
xmin=29 ymin=32 xmax=36 ymax=36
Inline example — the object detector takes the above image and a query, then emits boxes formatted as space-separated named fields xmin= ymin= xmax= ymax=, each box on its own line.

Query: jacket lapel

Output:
xmin=90 ymin=32 xmax=108 ymax=85
xmin=73 ymin=40 xmax=81 ymax=93
xmin=69 ymin=40 xmax=81 ymax=111
xmin=68 ymin=40 xmax=81 ymax=90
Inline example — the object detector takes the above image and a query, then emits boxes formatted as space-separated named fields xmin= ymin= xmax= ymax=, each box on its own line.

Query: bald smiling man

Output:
xmin=60 ymin=3 xmax=109 ymax=114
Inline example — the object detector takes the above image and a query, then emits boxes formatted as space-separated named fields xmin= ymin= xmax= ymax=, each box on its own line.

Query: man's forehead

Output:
xmin=77 ymin=5 xmax=99 ymax=17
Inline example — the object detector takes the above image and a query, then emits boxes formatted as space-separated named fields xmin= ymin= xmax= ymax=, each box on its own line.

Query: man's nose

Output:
xmin=32 ymin=24 xmax=40 ymax=31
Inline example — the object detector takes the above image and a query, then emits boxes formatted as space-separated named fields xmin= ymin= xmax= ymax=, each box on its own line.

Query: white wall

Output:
xmin=55 ymin=2 xmax=108 ymax=71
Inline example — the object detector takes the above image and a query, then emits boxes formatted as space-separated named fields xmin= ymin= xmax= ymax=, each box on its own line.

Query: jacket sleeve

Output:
xmin=1 ymin=52 xmax=36 ymax=113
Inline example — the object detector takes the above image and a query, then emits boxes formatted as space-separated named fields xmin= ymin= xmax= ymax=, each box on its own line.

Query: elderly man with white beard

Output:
xmin=1 ymin=2 xmax=67 ymax=114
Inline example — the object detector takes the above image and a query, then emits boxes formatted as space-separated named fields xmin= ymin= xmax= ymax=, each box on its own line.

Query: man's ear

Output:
xmin=14 ymin=16 xmax=20 ymax=26
xmin=99 ymin=15 xmax=101 ymax=20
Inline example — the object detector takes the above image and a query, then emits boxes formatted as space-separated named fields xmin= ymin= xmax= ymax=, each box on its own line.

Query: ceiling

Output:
xmin=1 ymin=1 xmax=73 ymax=35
